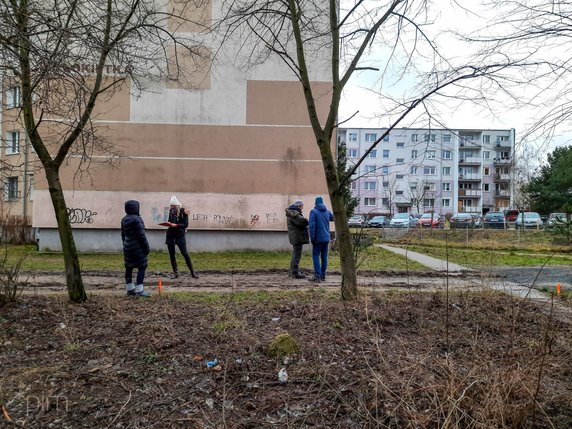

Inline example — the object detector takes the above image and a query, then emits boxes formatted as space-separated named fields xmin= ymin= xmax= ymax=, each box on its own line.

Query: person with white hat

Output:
xmin=165 ymin=195 xmax=198 ymax=279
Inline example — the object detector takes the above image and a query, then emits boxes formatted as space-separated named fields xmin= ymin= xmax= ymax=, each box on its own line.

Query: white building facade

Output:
xmin=338 ymin=128 xmax=515 ymax=217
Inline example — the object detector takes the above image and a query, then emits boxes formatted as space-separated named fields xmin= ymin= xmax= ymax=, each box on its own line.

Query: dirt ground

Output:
xmin=1 ymin=271 xmax=572 ymax=428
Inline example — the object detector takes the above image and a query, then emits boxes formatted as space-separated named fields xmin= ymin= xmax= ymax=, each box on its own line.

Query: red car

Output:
xmin=504 ymin=210 xmax=519 ymax=223
xmin=419 ymin=213 xmax=442 ymax=228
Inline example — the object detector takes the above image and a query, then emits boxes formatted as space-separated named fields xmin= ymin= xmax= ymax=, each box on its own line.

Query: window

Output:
xmin=442 ymin=166 xmax=451 ymax=175
xmin=6 ymin=131 xmax=20 ymax=154
xmin=484 ymin=167 xmax=490 ymax=175
xmin=348 ymin=132 xmax=357 ymax=142
xmin=382 ymin=166 xmax=389 ymax=174
xmin=365 ymin=133 xmax=377 ymax=142
xmin=383 ymin=149 xmax=390 ymax=158
xmin=483 ymin=183 xmax=490 ymax=191
xmin=443 ymin=134 xmax=451 ymax=143
xmin=6 ymin=86 xmax=21 ymax=108
xmin=424 ymin=183 xmax=435 ymax=191
xmin=383 ymin=134 xmax=389 ymax=142
xmin=423 ymin=166 xmax=436 ymax=175
xmin=348 ymin=148 xmax=358 ymax=158
xmin=396 ymin=190 xmax=404 ymax=196
xmin=483 ymin=151 xmax=490 ymax=159
xmin=442 ymin=182 xmax=451 ymax=191
xmin=368 ymin=149 xmax=377 ymax=158
xmin=424 ymin=133 xmax=436 ymax=142
xmin=351 ymin=181 xmax=357 ymax=190
xmin=364 ymin=197 xmax=376 ymax=206
xmin=427 ymin=150 xmax=436 ymax=159
xmin=5 ymin=177 xmax=18 ymax=201
xmin=442 ymin=150 xmax=452 ymax=159
xmin=410 ymin=183 xmax=418 ymax=190
xmin=382 ymin=181 xmax=389 ymax=188
xmin=364 ymin=181 xmax=376 ymax=190
xmin=411 ymin=134 xmax=418 ymax=142
xmin=411 ymin=150 xmax=418 ymax=159
xmin=482 ymin=135 xmax=490 ymax=143
xmin=365 ymin=165 xmax=376 ymax=174
xmin=497 ymin=135 xmax=509 ymax=142
xmin=396 ymin=142 xmax=405 ymax=147
xmin=423 ymin=198 xmax=435 ymax=207
xmin=396 ymin=174 xmax=404 ymax=179
xmin=396 ymin=158 xmax=404 ymax=164
xmin=382 ymin=198 xmax=389 ymax=206
xmin=410 ymin=166 xmax=417 ymax=174
xmin=442 ymin=198 xmax=450 ymax=207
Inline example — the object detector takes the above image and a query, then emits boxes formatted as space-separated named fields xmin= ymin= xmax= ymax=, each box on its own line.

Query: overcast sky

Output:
xmin=337 ymin=1 xmax=572 ymax=155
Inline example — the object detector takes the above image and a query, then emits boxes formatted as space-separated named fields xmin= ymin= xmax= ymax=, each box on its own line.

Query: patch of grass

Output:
xmin=6 ymin=245 xmax=427 ymax=272
xmin=138 ymin=351 xmax=160 ymax=365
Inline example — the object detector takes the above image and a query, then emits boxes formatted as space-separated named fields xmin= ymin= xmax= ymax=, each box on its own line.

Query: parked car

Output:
xmin=367 ymin=215 xmax=389 ymax=228
xmin=546 ymin=212 xmax=567 ymax=228
xmin=515 ymin=212 xmax=544 ymax=229
xmin=450 ymin=213 xmax=474 ymax=229
xmin=483 ymin=211 xmax=507 ymax=229
xmin=419 ymin=213 xmax=442 ymax=228
xmin=348 ymin=215 xmax=365 ymax=228
xmin=389 ymin=213 xmax=417 ymax=228
xmin=504 ymin=209 xmax=519 ymax=225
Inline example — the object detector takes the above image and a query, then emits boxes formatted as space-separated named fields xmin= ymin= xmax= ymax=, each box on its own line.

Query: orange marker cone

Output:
xmin=158 ymin=279 xmax=163 ymax=295
xmin=556 ymin=283 xmax=561 ymax=296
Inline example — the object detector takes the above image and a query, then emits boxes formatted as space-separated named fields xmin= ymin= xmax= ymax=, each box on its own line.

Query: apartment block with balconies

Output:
xmin=338 ymin=127 xmax=515 ymax=216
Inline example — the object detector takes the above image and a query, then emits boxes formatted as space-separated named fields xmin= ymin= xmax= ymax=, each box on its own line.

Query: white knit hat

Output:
xmin=169 ymin=195 xmax=181 ymax=206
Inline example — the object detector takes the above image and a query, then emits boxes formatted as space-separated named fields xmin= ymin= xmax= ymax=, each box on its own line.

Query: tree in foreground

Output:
xmin=217 ymin=0 xmax=519 ymax=299
xmin=0 ymin=0 xmax=207 ymax=302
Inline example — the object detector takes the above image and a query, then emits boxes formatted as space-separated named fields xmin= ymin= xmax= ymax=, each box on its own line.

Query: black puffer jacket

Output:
xmin=121 ymin=200 xmax=150 ymax=268
xmin=166 ymin=207 xmax=189 ymax=244
xmin=285 ymin=205 xmax=309 ymax=245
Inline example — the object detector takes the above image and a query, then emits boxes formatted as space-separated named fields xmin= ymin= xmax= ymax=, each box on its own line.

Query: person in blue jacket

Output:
xmin=121 ymin=200 xmax=151 ymax=297
xmin=166 ymin=195 xmax=198 ymax=279
xmin=308 ymin=196 xmax=334 ymax=282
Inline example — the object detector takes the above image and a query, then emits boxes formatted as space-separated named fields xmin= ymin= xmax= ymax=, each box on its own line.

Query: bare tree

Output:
xmin=216 ymin=0 xmax=532 ymax=299
xmin=408 ymin=178 xmax=434 ymax=214
xmin=0 ymin=0 xmax=208 ymax=302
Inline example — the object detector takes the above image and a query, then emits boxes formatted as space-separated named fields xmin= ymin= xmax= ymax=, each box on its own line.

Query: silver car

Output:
xmin=389 ymin=213 xmax=416 ymax=228
xmin=515 ymin=212 xmax=544 ymax=229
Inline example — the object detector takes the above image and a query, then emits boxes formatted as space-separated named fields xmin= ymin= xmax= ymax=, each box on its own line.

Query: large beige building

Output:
xmin=0 ymin=1 xmax=332 ymax=251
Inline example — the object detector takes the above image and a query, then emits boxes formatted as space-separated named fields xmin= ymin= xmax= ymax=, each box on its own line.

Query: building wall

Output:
xmin=338 ymin=127 xmax=515 ymax=216
xmin=0 ymin=1 xmax=333 ymax=251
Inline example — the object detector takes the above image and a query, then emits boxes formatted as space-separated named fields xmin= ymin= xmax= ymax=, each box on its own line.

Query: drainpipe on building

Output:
xmin=22 ymin=132 xmax=28 ymax=219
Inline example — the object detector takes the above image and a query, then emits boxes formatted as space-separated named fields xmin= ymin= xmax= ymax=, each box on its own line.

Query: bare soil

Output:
xmin=1 ymin=273 xmax=572 ymax=428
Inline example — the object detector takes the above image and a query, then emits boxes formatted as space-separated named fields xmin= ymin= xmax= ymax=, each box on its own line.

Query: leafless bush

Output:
xmin=0 ymin=215 xmax=33 ymax=244
xmin=0 ymin=221 xmax=29 ymax=304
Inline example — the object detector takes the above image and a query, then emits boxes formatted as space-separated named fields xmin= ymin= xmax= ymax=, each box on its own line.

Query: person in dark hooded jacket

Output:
xmin=165 ymin=195 xmax=198 ymax=279
xmin=308 ymin=196 xmax=334 ymax=282
xmin=285 ymin=199 xmax=309 ymax=278
xmin=121 ymin=200 xmax=151 ymax=297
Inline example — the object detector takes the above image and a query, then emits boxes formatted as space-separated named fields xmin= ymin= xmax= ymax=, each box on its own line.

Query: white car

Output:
xmin=515 ymin=212 xmax=544 ymax=229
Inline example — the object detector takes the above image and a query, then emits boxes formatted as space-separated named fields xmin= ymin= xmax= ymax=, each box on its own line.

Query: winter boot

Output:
xmin=135 ymin=284 xmax=151 ymax=298
xmin=126 ymin=283 xmax=136 ymax=296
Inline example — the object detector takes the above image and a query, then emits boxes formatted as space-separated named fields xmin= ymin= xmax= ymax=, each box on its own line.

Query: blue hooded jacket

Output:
xmin=309 ymin=203 xmax=334 ymax=243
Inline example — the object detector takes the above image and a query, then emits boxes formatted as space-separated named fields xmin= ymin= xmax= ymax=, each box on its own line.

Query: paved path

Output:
xmin=378 ymin=244 xmax=550 ymax=301
xmin=378 ymin=244 xmax=471 ymax=272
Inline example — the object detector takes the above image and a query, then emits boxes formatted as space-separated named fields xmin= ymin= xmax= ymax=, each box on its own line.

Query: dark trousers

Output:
xmin=290 ymin=243 xmax=303 ymax=274
xmin=125 ymin=266 xmax=146 ymax=285
xmin=312 ymin=241 xmax=329 ymax=278
xmin=167 ymin=238 xmax=195 ymax=274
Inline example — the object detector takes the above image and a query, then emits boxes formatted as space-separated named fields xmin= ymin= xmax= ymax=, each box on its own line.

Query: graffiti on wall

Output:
xmin=67 ymin=208 xmax=98 ymax=224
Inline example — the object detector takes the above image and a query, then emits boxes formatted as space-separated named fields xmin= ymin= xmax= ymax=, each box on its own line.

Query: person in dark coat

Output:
xmin=121 ymin=200 xmax=151 ymax=297
xmin=165 ymin=195 xmax=198 ymax=279
xmin=285 ymin=199 xmax=309 ymax=278
xmin=308 ymin=196 xmax=334 ymax=282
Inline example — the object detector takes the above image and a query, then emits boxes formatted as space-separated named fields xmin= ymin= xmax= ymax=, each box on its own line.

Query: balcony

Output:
xmin=493 ymin=157 xmax=512 ymax=165
xmin=459 ymin=156 xmax=481 ymax=165
xmin=459 ymin=173 xmax=481 ymax=181
xmin=495 ymin=190 xmax=510 ymax=198
xmin=495 ymin=140 xmax=512 ymax=149
xmin=459 ymin=189 xmax=481 ymax=197
xmin=494 ymin=173 xmax=511 ymax=182
xmin=457 ymin=205 xmax=481 ymax=213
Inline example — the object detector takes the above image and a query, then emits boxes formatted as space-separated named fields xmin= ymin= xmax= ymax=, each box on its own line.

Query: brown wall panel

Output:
xmin=246 ymin=80 xmax=331 ymax=126
xmin=50 ymin=157 xmax=327 ymax=195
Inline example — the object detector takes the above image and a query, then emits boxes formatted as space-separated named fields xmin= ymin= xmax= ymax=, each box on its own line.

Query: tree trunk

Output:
xmin=318 ymin=138 xmax=358 ymax=300
xmin=45 ymin=168 xmax=87 ymax=303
